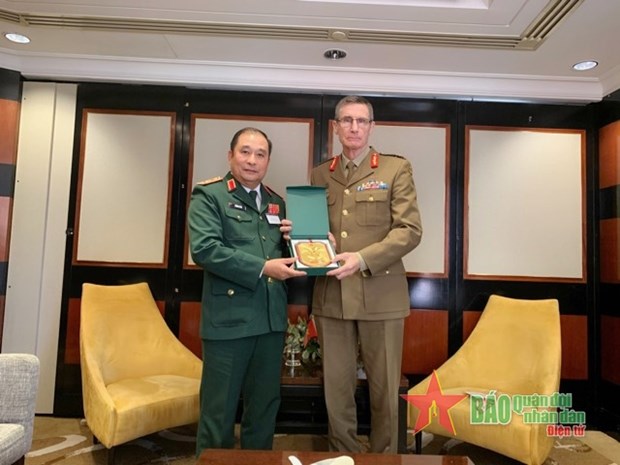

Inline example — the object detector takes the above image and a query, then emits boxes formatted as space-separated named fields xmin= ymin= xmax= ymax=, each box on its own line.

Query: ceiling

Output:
xmin=1 ymin=0 xmax=619 ymax=103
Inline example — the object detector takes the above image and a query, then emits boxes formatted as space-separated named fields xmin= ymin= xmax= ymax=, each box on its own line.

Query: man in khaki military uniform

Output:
xmin=310 ymin=96 xmax=423 ymax=453
xmin=188 ymin=127 xmax=305 ymax=457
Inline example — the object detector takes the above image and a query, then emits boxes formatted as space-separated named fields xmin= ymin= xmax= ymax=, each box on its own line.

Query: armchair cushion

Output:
xmin=0 ymin=353 xmax=40 ymax=465
xmin=407 ymin=295 xmax=561 ymax=465
xmin=80 ymin=282 xmax=202 ymax=448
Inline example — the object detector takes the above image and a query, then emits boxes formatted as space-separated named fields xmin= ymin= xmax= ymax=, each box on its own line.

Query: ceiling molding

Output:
xmin=2 ymin=49 xmax=602 ymax=104
xmin=0 ymin=0 xmax=583 ymax=50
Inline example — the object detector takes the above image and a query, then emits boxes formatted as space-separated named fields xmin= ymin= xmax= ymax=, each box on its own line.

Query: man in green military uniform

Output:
xmin=188 ymin=127 xmax=305 ymax=457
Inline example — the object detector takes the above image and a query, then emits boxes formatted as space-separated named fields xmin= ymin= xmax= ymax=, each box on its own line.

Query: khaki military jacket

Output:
xmin=188 ymin=172 xmax=288 ymax=340
xmin=310 ymin=148 xmax=422 ymax=320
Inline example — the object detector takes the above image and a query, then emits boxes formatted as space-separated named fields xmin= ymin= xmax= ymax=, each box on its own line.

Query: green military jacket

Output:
xmin=188 ymin=172 xmax=288 ymax=340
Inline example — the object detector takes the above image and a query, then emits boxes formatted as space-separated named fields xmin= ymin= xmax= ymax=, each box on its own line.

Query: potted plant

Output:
xmin=284 ymin=315 xmax=321 ymax=367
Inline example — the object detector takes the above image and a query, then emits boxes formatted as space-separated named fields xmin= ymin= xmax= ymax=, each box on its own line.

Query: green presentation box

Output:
xmin=286 ymin=185 xmax=339 ymax=276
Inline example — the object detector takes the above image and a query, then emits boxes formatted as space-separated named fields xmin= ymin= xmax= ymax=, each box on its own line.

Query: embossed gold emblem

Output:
xmin=295 ymin=241 xmax=332 ymax=267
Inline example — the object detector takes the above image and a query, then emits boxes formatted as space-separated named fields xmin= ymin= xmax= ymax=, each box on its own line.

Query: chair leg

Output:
xmin=440 ymin=438 xmax=463 ymax=454
xmin=407 ymin=431 xmax=423 ymax=454
xmin=107 ymin=446 xmax=116 ymax=465
xmin=408 ymin=430 xmax=435 ymax=454
xmin=415 ymin=431 xmax=422 ymax=453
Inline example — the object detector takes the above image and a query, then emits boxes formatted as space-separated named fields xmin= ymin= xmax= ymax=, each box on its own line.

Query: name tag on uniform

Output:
xmin=228 ymin=202 xmax=246 ymax=210
xmin=266 ymin=203 xmax=281 ymax=224
xmin=266 ymin=214 xmax=281 ymax=225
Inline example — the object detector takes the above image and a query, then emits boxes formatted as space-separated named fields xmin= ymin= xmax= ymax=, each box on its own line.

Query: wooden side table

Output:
xmin=277 ymin=364 xmax=410 ymax=453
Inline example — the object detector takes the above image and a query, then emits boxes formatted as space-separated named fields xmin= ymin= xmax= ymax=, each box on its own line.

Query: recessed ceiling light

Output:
xmin=4 ymin=32 xmax=31 ymax=44
xmin=324 ymin=49 xmax=347 ymax=60
xmin=572 ymin=60 xmax=598 ymax=71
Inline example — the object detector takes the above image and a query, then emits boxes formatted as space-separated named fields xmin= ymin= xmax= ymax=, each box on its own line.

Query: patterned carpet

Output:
xmin=25 ymin=416 xmax=620 ymax=465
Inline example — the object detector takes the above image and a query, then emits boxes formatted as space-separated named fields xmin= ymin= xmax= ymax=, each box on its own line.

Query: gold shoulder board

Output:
xmin=197 ymin=176 xmax=223 ymax=186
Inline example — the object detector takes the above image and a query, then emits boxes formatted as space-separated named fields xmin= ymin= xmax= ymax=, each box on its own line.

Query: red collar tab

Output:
xmin=329 ymin=156 xmax=339 ymax=172
xmin=226 ymin=179 xmax=237 ymax=192
xmin=370 ymin=152 xmax=379 ymax=168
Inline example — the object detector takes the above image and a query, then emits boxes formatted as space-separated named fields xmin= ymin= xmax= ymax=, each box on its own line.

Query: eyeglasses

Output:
xmin=336 ymin=117 xmax=373 ymax=128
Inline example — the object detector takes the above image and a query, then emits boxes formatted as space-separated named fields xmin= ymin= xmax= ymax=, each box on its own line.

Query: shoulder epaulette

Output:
xmin=381 ymin=153 xmax=406 ymax=160
xmin=197 ymin=176 xmax=223 ymax=186
xmin=316 ymin=156 xmax=338 ymax=167
xmin=264 ymin=184 xmax=283 ymax=199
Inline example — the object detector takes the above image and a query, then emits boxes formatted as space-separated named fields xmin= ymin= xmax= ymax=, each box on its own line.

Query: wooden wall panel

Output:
xmin=0 ymin=99 xmax=19 ymax=164
xmin=601 ymin=315 xmax=620 ymax=385
xmin=462 ymin=310 xmax=482 ymax=341
xmin=600 ymin=219 xmax=620 ymax=283
xmin=0 ymin=197 xmax=11 ymax=262
xmin=599 ymin=120 xmax=620 ymax=189
xmin=64 ymin=298 xmax=81 ymax=364
xmin=559 ymin=314 xmax=588 ymax=380
xmin=401 ymin=309 xmax=448 ymax=375
xmin=179 ymin=301 xmax=201 ymax=359
xmin=287 ymin=304 xmax=309 ymax=323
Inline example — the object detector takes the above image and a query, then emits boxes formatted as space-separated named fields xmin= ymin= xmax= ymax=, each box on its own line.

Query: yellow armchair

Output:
xmin=80 ymin=282 xmax=202 ymax=461
xmin=407 ymin=294 xmax=561 ymax=465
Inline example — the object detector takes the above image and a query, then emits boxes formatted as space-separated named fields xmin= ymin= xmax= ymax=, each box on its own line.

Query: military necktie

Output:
xmin=249 ymin=189 xmax=260 ymax=209
xmin=346 ymin=161 xmax=357 ymax=181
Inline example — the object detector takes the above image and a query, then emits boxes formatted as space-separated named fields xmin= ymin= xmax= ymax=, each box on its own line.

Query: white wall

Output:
xmin=2 ymin=82 xmax=77 ymax=413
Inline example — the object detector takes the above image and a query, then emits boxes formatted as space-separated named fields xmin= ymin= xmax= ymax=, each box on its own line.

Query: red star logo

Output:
xmin=401 ymin=370 xmax=467 ymax=435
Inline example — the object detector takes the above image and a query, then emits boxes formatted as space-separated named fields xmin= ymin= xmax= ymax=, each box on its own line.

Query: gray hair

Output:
xmin=334 ymin=95 xmax=374 ymax=121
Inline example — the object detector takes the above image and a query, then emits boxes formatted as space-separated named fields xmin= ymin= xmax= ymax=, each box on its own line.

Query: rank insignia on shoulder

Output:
xmin=370 ymin=152 xmax=379 ymax=168
xmin=329 ymin=156 xmax=340 ymax=172
xmin=197 ymin=176 xmax=223 ymax=185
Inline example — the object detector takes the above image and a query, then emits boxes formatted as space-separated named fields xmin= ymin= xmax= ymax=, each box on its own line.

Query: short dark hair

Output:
xmin=334 ymin=95 xmax=374 ymax=121
xmin=230 ymin=127 xmax=272 ymax=155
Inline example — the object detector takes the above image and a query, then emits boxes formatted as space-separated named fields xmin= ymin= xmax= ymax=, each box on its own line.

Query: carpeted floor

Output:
xmin=25 ymin=416 xmax=620 ymax=465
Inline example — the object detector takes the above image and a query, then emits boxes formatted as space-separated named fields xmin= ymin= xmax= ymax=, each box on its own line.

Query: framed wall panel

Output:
xmin=186 ymin=115 xmax=314 ymax=267
xmin=73 ymin=110 xmax=174 ymax=266
xmin=465 ymin=127 xmax=585 ymax=281
xmin=331 ymin=122 xmax=449 ymax=277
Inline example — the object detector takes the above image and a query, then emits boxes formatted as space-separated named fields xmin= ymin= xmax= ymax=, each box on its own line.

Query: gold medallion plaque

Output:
xmin=294 ymin=241 xmax=332 ymax=267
